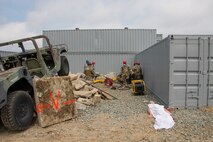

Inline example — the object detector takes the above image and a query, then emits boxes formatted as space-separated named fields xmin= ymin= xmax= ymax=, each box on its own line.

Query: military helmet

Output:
xmin=134 ymin=61 xmax=140 ymax=65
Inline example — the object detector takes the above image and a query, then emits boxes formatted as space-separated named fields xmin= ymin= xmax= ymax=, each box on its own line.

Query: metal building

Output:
xmin=0 ymin=51 xmax=15 ymax=57
xmin=135 ymin=35 xmax=213 ymax=108
xmin=43 ymin=29 xmax=161 ymax=74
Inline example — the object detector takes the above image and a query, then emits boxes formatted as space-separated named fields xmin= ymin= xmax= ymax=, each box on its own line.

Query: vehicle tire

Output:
xmin=58 ymin=56 xmax=69 ymax=76
xmin=0 ymin=91 xmax=34 ymax=131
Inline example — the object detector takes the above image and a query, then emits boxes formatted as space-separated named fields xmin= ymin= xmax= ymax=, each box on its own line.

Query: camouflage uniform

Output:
xmin=117 ymin=64 xmax=131 ymax=86
xmin=84 ymin=64 xmax=95 ymax=80
xmin=132 ymin=64 xmax=143 ymax=80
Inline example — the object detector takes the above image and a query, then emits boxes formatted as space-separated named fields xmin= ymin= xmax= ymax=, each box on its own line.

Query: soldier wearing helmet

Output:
xmin=132 ymin=61 xmax=143 ymax=80
xmin=84 ymin=60 xmax=95 ymax=80
xmin=117 ymin=60 xmax=131 ymax=87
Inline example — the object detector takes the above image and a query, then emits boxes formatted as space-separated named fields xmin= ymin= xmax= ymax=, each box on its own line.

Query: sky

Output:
xmin=0 ymin=0 xmax=213 ymax=43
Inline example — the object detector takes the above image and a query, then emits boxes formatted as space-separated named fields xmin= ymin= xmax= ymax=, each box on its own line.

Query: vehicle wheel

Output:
xmin=58 ymin=56 xmax=69 ymax=76
xmin=0 ymin=91 xmax=34 ymax=131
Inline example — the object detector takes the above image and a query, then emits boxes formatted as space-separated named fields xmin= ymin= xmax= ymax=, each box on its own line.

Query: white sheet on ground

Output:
xmin=148 ymin=103 xmax=175 ymax=130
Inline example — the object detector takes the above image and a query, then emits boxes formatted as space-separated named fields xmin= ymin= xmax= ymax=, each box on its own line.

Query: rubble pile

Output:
xmin=69 ymin=73 xmax=102 ymax=110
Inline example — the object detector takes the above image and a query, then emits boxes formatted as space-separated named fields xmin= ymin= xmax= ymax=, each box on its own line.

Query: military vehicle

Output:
xmin=0 ymin=35 xmax=69 ymax=130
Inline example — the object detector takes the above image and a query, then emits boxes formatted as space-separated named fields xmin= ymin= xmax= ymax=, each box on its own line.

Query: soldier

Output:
xmin=132 ymin=61 xmax=143 ymax=80
xmin=91 ymin=61 xmax=96 ymax=72
xmin=84 ymin=60 xmax=95 ymax=80
xmin=117 ymin=60 xmax=131 ymax=87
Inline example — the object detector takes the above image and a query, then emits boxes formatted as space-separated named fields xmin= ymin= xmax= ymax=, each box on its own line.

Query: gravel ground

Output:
xmin=0 ymin=83 xmax=213 ymax=142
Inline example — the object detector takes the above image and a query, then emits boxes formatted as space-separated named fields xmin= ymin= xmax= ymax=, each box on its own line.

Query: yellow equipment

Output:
xmin=93 ymin=78 xmax=105 ymax=83
xmin=131 ymin=80 xmax=146 ymax=95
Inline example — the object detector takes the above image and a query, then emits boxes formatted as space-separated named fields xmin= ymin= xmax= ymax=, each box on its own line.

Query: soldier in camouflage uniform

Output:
xmin=84 ymin=60 xmax=95 ymax=80
xmin=131 ymin=61 xmax=143 ymax=80
xmin=117 ymin=60 xmax=131 ymax=87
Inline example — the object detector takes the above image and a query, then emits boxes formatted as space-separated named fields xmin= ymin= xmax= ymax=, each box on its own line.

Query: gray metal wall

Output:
xmin=43 ymin=29 xmax=158 ymax=74
xmin=66 ymin=53 xmax=135 ymax=74
xmin=156 ymin=34 xmax=163 ymax=42
xmin=135 ymin=35 xmax=213 ymax=108
xmin=0 ymin=51 xmax=16 ymax=57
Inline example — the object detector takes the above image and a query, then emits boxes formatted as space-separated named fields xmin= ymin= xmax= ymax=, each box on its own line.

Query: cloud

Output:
xmin=0 ymin=22 xmax=35 ymax=43
xmin=0 ymin=0 xmax=213 ymax=43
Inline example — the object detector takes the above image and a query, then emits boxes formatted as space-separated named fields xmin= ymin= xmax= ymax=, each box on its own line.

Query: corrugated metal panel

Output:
xmin=66 ymin=53 xmax=135 ymax=74
xmin=43 ymin=29 xmax=157 ymax=52
xmin=0 ymin=51 xmax=16 ymax=57
xmin=156 ymin=34 xmax=163 ymax=42
xmin=43 ymin=29 xmax=158 ymax=74
xmin=135 ymin=37 xmax=170 ymax=106
xmin=135 ymin=35 xmax=213 ymax=108
xmin=206 ymin=37 xmax=213 ymax=106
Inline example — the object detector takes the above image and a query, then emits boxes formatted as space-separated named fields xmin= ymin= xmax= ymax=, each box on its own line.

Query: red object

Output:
xmin=123 ymin=60 xmax=126 ymax=64
xmin=63 ymin=99 xmax=76 ymax=105
xmin=134 ymin=61 xmax=140 ymax=65
xmin=104 ymin=78 xmax=113 ymax=86
xmin=92 ymin=61 xmax=96 ymax=65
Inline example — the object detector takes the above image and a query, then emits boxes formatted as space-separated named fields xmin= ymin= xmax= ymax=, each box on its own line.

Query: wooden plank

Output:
xmin=33 ymin=76 xmax=76 ymax=127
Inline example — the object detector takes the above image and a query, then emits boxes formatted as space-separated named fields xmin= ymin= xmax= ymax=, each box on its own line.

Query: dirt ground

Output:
xmin=0 ymin=83 xmax=213 ymax=142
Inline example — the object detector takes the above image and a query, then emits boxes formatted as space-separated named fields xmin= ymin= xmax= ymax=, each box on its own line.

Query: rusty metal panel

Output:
xmin=33 ymin=76 xmax=76 ymax=127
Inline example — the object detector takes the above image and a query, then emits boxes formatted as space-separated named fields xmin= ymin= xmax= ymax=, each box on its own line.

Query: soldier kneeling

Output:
xmin=131 ymin=61 xmax=143 ymax=80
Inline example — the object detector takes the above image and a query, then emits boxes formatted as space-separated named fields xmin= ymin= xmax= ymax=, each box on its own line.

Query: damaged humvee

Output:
xmin=0 ymin=35 xmax=69 ymax=130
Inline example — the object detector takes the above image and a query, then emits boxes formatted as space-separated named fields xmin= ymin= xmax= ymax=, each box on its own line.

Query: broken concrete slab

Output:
xmin=73 ymin=88 xmax=98 ymax=98
xmin=69 ymin=73 xmax=78 ymax=81
xmin=75 ymin=102 xmax=87 ymax=110
xmin=83 ymin=85 xmax=94 ymax=91
xmin=33 ymin=76 xmax=76 ymax=128
xmin=72 ymin=79 xmax=87 ymax=90
xmin=77 ymin=98 xmax=94 ymax=106
xmin=92 ymin=94 xmax=101 ymax=105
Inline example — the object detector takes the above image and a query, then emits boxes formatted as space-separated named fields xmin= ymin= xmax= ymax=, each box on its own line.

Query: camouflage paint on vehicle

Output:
xmin=0 ymin=35 xmax=68 ymax=109
xmin=0 ymin=66 xmax=32 ymax=109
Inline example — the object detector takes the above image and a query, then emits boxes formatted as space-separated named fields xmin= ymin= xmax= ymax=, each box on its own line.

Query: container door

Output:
xmin=184 ymin=38 xmax=204 ymax=108
xmin=203 ymin=38 xmax=213 ymax=106
xmin=171 ymin=37 xmax=204 ymax=108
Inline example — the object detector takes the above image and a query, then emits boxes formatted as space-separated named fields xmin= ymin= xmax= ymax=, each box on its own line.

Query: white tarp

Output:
xmin=148 ymin=103 xmax=175 ymax=130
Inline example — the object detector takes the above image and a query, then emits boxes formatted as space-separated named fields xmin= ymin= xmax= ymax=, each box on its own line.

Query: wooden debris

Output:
xmin=82 ymin=79 xmax=117 ymax=100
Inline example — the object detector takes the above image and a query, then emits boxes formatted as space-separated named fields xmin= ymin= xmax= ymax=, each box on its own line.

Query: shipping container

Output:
xmin=135 ymin=35 xmax=213 ymax=108
xmin=43 ymin=29 xmax=159 ymax=74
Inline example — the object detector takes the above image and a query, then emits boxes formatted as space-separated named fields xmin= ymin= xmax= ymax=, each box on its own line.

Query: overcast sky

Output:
xmin=0 ymin=0 xmax=213 ymax=43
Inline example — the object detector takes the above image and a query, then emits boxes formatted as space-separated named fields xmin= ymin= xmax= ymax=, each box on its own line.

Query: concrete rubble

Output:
xmin=32 ymin=73 xmax=104 ymax=127
xmin=33 ymin=76 xmax=76 ymax=127
xmin=69 ymin=73 xmax=103 ymax=108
